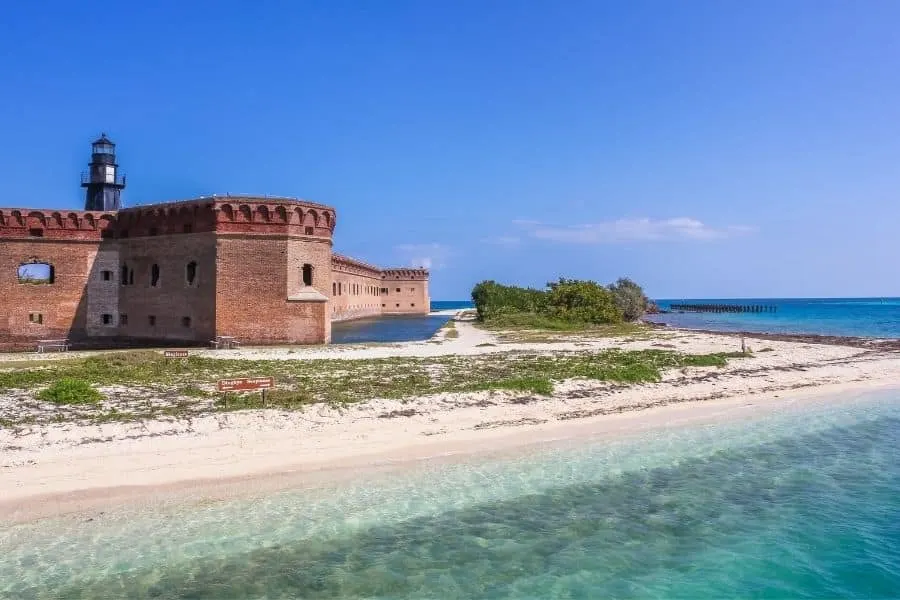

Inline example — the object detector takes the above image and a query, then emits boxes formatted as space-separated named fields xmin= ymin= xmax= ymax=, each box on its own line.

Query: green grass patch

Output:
xmin=468 ymin=376 xmax=554 ymax=396
xmin=37 ymin=378 xmax=103 ymax=405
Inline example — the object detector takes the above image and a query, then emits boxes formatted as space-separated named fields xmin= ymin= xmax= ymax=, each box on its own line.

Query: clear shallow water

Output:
xmin=649 ymin=297 xmax=900 ymax=338
xmin=3 ymin=391 xmax=900 ymax=598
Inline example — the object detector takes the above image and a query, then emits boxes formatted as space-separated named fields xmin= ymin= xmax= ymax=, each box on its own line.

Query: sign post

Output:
xmin=216 ymin=377 xmax=275 ymax=409
xmin=164 ymin=350 xmax=190 ymax=359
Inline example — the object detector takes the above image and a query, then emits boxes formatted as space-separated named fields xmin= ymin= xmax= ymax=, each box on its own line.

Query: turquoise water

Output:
xmin=3 ymin=390 xmax=900 ymax=598
xmin=649 ymin=297 xmax=900 ymax=338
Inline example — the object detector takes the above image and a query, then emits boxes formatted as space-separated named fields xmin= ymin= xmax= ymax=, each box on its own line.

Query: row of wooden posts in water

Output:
xmin=669 ymin=303 xmax=777 ymax=314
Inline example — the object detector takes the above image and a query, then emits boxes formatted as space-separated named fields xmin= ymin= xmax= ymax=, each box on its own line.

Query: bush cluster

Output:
xmin=472 ymin=277 xmax=653 ymax=325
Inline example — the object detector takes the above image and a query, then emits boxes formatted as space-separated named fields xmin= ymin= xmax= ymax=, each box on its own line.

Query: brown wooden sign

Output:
xmin=164 ymin=350 xmax=190 ymax=358
xmin=216 ymin=377 xmax=274 ymax=392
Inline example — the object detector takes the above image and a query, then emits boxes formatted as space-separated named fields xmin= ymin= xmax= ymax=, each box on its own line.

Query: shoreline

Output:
xmin=2 ymin=378 xmax=897 ymax=525
xmin=645 ymin=321 xmax=900 ymax=350
xmin=4 ymin=322 xmax=900 ymax=524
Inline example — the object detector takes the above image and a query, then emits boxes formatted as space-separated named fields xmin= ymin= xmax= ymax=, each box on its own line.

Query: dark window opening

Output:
xmin=102 ymin=314 xmax=112 ymax=325
xmin=28 ymin=313 xmax=43 ymax=325
xmin=148 ymin=315 xmax=156 ymax=326
xmin=120 ymin=314 xmax=128 ymax=326
xmin=101 ymin=230 xmax=113 ymax=239
xmin=150 ymin=264 xmax=160 ymax=287
xmin=304 ymin=226 xmax=314 ymax=235
xmin=181 ymin=316 xmax=192 ymax=328
xmin=101 ymin=270 xmax=112 ymax=281
xmin=183 ymin=223 xmax=193 ymax=234
xmin=129 ymin=269 xmax=134 ymax=285
xmin=382 ymin=303 xmax=385 ymax=307
xmin=121 ymin=264 xmax=129 ymax=285
xmin=28 ymin=228 xmax=43 ymax=237
xmin=395 ymin=303 xmax=400 ymax=307
xmin=149 ymin=228 xmax=158 ymax=236
xmin=185 ymin=261 xmax=197 ymax=286
xmin=302 ymin=264 xmax=313 ymax=286
xmin=395 ymin=288 xmax=400 ymax=293
xmin=18 ymin=262 xmax=54 ymax=284
xmin=332 ymin=282 xmax=337 ymax=296
xmin=411 ymin=304 xmax=415 ymax=307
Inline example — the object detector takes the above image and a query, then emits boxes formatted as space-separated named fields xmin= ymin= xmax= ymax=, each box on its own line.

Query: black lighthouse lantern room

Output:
xmin=81 ymin=133 xmax=126 ymax=211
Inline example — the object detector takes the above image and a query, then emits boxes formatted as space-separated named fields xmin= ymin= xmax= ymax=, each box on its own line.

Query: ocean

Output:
xmin=648 ymin=297 xmax=900 ymax=338
xmin=3 ymin=389 xmax=899 ymax=598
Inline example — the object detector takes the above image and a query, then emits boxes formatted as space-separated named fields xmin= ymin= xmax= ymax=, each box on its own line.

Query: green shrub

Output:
xmin=545 ymin=278 xmax=623 ymax=324
xmin=37 ymin=378 xmax=103 ymax=405
xmin=608 ymin=277 xmax=652 ymax=322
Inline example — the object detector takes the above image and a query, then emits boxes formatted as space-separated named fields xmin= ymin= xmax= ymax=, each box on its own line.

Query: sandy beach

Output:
xmin=2 ymin=320 xmax=900 ymax=523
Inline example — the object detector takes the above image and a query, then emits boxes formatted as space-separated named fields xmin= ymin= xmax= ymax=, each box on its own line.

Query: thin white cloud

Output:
xmin=394 ymin=243 xmax=452 ymax=269
xmin=515 ymin=218 xmax=755 ymax=244
xmin=481 ymin=235 xmax=521 ymax=247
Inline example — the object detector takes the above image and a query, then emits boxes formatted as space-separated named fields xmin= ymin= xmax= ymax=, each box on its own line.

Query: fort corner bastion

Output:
xmin=0 ymin=138 xmax=429 ymax=351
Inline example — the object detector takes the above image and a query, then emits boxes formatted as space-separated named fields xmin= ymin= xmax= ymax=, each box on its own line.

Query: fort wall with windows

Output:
xmin=0 ymin=196 xmax=430 ymax=350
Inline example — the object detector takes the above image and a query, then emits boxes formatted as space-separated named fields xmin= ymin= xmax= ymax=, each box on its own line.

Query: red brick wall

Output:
xmin=380 ymin=269 xmax=430 ymax=315
xmin=0 ymin=238 xmax=99 ymax=349
xmin=116 ymin=233 xmax=218 ymax=342
xmin=215 ymin=235 xmax=330 ymax=345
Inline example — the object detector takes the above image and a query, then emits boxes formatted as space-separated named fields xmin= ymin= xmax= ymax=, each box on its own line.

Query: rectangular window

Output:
xmin=148 ymin=315 xmax=156 ymax=326
xmin=181 ymin=316 xmax=192 ymax=328
xmin=28 ymin=228 xmax=44 ymax=237
xmin=183 ymin=224 xmax=193 ymax=234
xmin=304 ymin=226 xmax=314 ymax=235
xmin=395 ymin=288 xmax=400 ymax=293
xmin=396 ymin=303 xmax=400 ymax=307
xmin=101 ymin=270 xmax=112 ymax=281
xmin=28 ymin=313 xmax=43 ymax=324
xmin=102 ymin=314 xmax=112 ymax=325
xmin=119 ymin=314 xmax=128 ymax=326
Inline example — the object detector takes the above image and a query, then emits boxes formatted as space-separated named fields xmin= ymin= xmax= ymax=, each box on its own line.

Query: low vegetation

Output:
xmin=36 ymin=378 xmax=103 ymax=405
xmin=0 ymin=348 xmax=746 ymax=426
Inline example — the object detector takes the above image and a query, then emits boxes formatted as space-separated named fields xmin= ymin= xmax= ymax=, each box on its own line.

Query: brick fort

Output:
xmin=0 ymin=135 xmax=429 ymax=350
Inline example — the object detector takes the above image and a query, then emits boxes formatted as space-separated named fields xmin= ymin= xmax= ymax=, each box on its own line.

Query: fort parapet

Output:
xmin=0 ymin=196 xmax=429 ymax=350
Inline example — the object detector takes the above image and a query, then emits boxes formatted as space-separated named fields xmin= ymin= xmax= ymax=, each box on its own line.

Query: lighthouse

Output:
xmin=81 ymin=133 xmax=126 ymax=211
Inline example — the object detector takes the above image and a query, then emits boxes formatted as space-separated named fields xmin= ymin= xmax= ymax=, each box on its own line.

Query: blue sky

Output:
xmin=2 ymin=0 xmax=900 ymax=300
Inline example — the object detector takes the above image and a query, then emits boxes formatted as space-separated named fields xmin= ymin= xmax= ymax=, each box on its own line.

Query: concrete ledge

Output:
xmin=287 ymin=287 xmax=328 ymax=302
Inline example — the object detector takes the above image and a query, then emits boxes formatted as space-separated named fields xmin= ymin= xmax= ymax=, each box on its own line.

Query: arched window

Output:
xmin=332 ymin=282 xmax=337 ymax=296
xmin=302 ymin=264 xmax=313 ymax=286
xmin=186 ymin=261 xmax=197 ymax=286
xmin=150 ymin=264 xmax=160 ymax=287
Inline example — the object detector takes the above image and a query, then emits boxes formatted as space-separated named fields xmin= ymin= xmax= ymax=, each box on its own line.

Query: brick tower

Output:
xmin=81 ymin=133 xmax=126 ymax=211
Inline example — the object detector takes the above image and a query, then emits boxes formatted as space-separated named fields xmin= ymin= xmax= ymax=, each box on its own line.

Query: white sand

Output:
xmin=2 ymin=321 xmax=899 ymax=522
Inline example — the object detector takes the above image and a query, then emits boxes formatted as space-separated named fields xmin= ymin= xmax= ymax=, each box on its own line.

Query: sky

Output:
xmin=2 ymin=0 xmax=900 ymax=300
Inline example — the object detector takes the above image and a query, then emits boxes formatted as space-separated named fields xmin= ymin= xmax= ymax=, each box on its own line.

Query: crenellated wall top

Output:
xmin=0 ymin=196 xmax=338 ymax=240
xmin=381 ymin=268 xmax=430 ymax=280
xmin=0 ymin=208 xmax=116 ymax=240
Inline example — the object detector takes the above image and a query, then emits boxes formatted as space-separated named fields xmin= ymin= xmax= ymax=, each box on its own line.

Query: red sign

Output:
xmin=217 ymin=377 xmax=274 ymax=392
xmin=164 ymin=350 xmax=190 ymax=358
